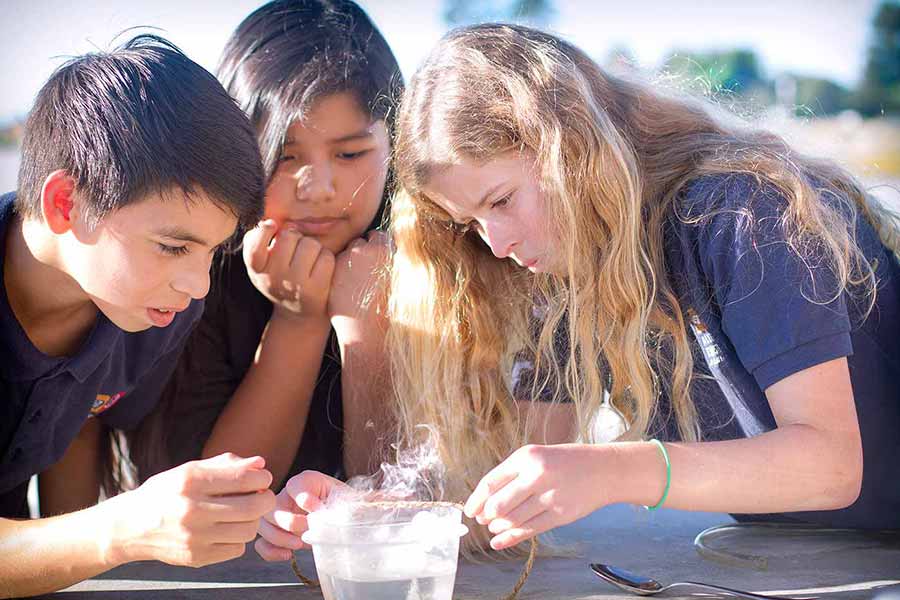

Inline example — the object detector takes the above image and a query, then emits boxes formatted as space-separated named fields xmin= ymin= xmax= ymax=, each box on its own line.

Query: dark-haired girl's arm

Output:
xmin=200 ymin=222 xmax=335 ymax=488
xmin=329 ymin=232 xmax=395 ymax=477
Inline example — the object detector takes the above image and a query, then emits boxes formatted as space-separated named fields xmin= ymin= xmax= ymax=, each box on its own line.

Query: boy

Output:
xmin=0 ymin=36 xmax=273 ymax=598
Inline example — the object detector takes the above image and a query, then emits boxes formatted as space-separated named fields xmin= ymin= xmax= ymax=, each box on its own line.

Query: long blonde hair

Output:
xmin=387 ymin=23 xmax=897 ymax=555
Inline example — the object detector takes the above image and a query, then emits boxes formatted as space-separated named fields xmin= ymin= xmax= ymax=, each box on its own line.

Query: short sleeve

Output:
xmin=682 ymin=175 xmax=854 ymax=390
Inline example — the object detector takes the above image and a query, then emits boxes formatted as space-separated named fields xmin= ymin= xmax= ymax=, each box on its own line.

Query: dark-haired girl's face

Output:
xmin=264 ymin=92 xmax=389 ymax=254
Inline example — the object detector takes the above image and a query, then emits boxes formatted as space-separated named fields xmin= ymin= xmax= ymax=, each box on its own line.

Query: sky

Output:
xmin=0 ymin=0 xmax=884 ymax=122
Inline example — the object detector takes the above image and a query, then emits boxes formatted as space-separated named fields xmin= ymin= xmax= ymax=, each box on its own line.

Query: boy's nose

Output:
xmin=295 ymin=163 xmax=336 ymax=204
xmin=171 ymin=259 xmax=211 ymax=300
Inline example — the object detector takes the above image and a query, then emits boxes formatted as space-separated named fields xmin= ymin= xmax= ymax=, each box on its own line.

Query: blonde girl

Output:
xmin=386 ymin=23 xmax=900 ymax=554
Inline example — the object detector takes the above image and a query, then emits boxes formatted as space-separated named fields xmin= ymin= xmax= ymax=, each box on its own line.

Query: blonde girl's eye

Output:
xmin=491 ymin=192 xmax=512 ymax=209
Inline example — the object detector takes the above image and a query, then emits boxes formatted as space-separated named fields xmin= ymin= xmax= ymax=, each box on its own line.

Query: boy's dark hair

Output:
xmin=17 ymin=34 xmax=264 ymax=233
xmin=218 ymin=0 xmax=403 ymax=226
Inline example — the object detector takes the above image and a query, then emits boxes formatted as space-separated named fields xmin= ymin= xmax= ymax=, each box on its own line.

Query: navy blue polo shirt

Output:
xmin=0 ymin=192 xmax=203 ymax=518
xmin=661 ymin=174 xmax=900 ymax=529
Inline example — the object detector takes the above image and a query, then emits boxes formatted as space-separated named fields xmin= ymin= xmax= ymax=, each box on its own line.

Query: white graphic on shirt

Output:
xmin=687 ymin=308 xmax=765 ymax=437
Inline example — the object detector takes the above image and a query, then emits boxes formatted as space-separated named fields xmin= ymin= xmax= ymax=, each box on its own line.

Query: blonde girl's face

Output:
xmin=423 ymin=152 xmax=560 ymax=274
xmin=264 ymin=92 xmax=390 ymax=254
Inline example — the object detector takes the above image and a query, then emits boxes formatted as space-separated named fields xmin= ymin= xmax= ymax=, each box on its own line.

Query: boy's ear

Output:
xmin=40 ymin=170 xmax=77 ymax=234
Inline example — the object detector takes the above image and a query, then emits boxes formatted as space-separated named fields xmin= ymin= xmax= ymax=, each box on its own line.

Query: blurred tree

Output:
xmin=791 ymin=76 xmax=852 ymax=116
xmin=663 ymin=48 xmax=767 ymax=95
xmin=443 ymin=0 xmax=555 ymax=26
xmin=854 ymin=1 xmax=900 ymax=116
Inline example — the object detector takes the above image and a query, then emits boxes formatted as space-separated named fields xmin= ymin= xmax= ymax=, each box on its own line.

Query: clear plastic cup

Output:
xmin=301 ymin=502 xmax=468 ymax=600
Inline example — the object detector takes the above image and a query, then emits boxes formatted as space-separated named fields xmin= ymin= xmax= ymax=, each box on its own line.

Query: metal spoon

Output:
xmin=590 ymin=563 xmax=813 ymax=600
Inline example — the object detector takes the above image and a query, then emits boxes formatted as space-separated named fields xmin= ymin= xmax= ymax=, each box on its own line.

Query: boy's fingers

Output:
xmin=195 ymin=459 xmax=273 ymax=496
xmin=481 ymin=475 xmax=534 ymax=521
xmin=254 ymin=537 xmax=294 ymax=562
xmin=243 ymin=220 xmax=277 ymax=273
xmin=489 ymin=509 xmax=553 ymax=551
xmin=208 ymin=520 xmax=260 ymax=544
xmin=258 ymin=517 xmax=306 ymax=550
xmin=200 ymin=489 xmax=276 ymax=522
xmin=464 ymin=462 xmax=518 ymax=518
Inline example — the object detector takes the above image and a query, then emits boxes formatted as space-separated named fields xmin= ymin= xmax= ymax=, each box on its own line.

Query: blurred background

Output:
xmin=1 ymin=0 xmax=898 ymax=201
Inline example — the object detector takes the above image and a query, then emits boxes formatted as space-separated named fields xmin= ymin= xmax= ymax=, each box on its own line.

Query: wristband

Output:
xmin=644 ymin=438 xmax=670 ymax=511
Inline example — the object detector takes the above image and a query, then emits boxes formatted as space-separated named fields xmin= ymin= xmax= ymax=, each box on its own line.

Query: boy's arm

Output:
xmin=38 ymin=416 xmax=103 ymax=516
xmin=201 ymin=223 xmax=334 ymax=488
xmin=0 ymin=500 xmax=122 ymax=598
xmin=0 ymin=453 xmax=274 ymax=599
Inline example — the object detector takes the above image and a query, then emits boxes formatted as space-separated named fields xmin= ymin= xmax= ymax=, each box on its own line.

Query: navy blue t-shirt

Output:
xmin=0 ymin=192 xmax=203 ymax=518
xmin=661 ymin=174 xmax=900 ymax=529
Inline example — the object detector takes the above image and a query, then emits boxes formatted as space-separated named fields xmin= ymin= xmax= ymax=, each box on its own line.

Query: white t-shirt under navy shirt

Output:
xmin=0 ymin=191 xmax=204 ymax=518
xmin=662 ymin=174 xmax=899 ymax=530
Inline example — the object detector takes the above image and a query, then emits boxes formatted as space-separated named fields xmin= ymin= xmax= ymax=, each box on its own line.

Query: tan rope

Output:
xmin=289 ymin=501 xmax=537 ymax=599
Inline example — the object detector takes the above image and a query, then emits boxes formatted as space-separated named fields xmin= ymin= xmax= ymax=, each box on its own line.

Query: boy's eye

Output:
xmin=277 ymin=154 xmax=295 ymax=163
xmin=158 ymin=243 xmax=189 ymax=257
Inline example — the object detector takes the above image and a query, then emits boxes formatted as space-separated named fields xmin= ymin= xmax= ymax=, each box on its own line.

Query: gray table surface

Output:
xmin=42 ymin=504 xmax=900 ymax=599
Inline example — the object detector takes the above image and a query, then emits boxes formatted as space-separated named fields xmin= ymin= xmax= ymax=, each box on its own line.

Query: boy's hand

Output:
xmin=243 ymin=220 xmax=335 ymax=320
xmin=107 ymin=453 xmax=275 ymax=567
xmin=255 ymin=470 xmax=348 ymax=562
xmin=328 ymin=231 xmax=390 ymax=322
xmin=463 ymin=444 xmax=609 ymax=551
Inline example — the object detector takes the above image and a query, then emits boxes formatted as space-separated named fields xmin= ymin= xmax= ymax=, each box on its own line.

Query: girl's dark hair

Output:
xmin=17 ymin=34 xmax=264 ymax=233
xmin=218 ymin=0 xmax=404 ymax=227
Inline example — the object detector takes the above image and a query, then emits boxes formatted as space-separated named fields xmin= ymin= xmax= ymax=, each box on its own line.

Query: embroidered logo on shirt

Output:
xmin=91 ymin=391 xmax=125 ymax=415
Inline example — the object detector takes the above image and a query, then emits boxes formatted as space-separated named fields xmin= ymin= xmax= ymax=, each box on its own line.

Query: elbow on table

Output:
xmin=823 ymin=448 xmax=863 ymax=510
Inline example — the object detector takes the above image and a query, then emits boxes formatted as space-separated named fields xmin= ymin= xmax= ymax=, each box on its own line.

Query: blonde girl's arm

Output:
xmin=467 ymin=356 xmax=861 ymax=550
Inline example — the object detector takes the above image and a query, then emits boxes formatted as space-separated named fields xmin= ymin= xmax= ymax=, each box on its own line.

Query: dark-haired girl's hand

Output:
xmin=328 ymin=231 xmax=390 ymax=325
xmin=243 ymin=219 xmax=335 ymax=321
xmin=254 ymin=470 xmax=349 ymax=562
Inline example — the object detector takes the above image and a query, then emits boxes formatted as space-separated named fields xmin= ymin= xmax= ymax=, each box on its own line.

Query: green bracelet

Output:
xmin=644 ymin=439 xmax=671 ymax=511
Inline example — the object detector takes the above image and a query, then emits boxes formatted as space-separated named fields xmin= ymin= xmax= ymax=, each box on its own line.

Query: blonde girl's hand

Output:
xmin=463 ymin=444 xmax=609 ymax=551
xmin=243 ymin=220 xmax=336 ymax=321
xmin=254 ymin=471 xmax=349 ymax=562
xmin=328 ymin=231 xmax=391 ymax=321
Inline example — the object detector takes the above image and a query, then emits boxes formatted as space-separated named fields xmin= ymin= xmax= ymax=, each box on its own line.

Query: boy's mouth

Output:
xmin=147 ymin=306 xmax=186 ymax=327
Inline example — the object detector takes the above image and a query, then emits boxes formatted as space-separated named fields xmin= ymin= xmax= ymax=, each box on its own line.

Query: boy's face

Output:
xmin=264 ymin=92 xmax=390 ymax=254
xmin=64 ymin=189 xmax=237 ymax=332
